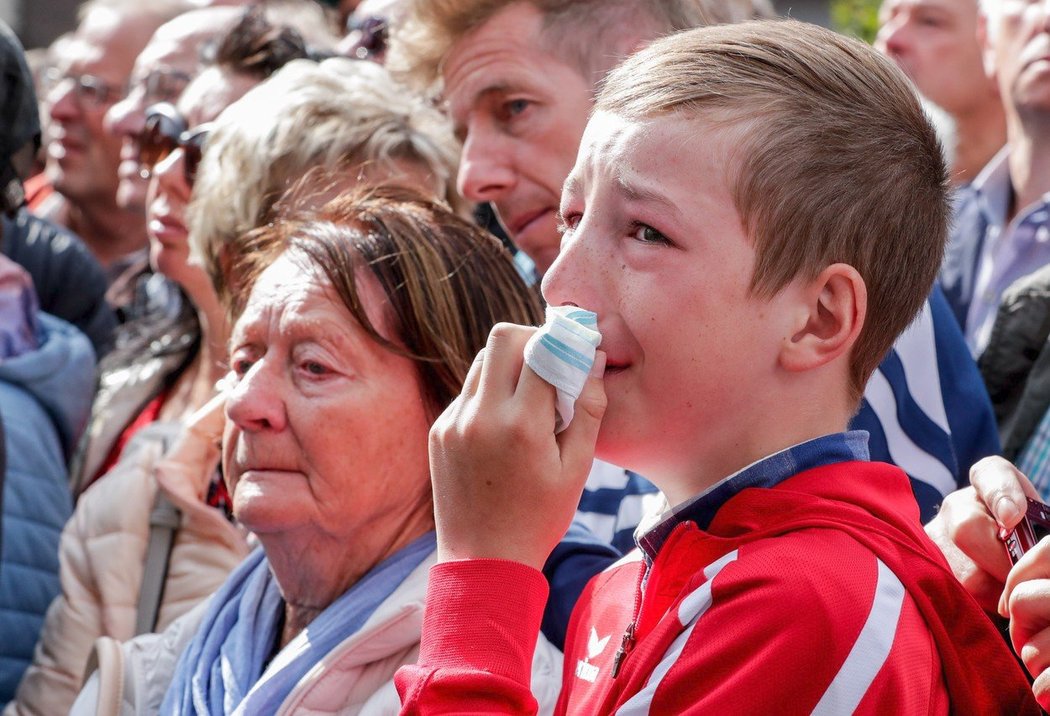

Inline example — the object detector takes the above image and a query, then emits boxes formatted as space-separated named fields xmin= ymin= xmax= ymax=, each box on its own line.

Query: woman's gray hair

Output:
xmin=186 ymin=57 xmax=463 ymax=303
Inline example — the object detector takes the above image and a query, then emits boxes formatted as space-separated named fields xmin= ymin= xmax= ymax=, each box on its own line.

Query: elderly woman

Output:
xmin=9 ymin=43 xmax=471 ymax=716
xmin=74 ymin=189 xmax=561 ymax=714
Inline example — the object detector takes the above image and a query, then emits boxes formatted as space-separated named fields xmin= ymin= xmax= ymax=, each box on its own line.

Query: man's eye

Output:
xmin=506 ymin=99 xmax=529 ymax=115
xmin=631 ymin=224 xmax=670 ymax=245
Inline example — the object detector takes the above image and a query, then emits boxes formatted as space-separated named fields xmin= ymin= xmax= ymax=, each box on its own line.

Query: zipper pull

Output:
xmin=610 ymin=623 xmax=636 ymax=679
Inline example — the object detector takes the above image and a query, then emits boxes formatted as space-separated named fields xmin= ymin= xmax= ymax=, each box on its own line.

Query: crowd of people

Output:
xmin=0 ymin=0 xmax=1048 ymax=712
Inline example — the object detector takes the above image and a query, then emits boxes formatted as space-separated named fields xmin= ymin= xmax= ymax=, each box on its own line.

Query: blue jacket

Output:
xmin=0 ymin=313 xmax=95 ymax=705
xmin=853 ymin=285 xmax=1000 ymax=523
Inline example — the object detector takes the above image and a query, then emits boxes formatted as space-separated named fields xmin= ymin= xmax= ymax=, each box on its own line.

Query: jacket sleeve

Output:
xmin=5 ymin=454 xmax=156 ymax=716
xmin=395 ymin=560 xmax=551 ymax=715
xmin=5 ymin=503 xmax=110 ymax=716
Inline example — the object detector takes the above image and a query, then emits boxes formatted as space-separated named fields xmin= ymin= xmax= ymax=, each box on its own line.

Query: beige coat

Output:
xmin=72 ymin=550 xmax=564 ymax=715
xmin=6 ymin=397 xmax=248 ymax=716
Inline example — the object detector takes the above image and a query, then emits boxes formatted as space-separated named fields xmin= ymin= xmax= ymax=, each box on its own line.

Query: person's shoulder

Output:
xmin=3 ymin=209 xmax=108 ymax=295
xmin=8 ymin=208 xmax=84 ymax=254
xmin=715 ymin=529 xmax=894 ymax=621
xmin=1001 ymin=264 xmax=1050 ymax=307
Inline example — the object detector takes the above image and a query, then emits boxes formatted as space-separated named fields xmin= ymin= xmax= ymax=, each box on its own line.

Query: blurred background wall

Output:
xmin=4 ymin=0 xmax=872 ymax=55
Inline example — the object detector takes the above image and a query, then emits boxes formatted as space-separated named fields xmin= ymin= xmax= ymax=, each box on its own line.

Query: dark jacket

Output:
xmin=978 ymin=264 xmax=1050 ymax=459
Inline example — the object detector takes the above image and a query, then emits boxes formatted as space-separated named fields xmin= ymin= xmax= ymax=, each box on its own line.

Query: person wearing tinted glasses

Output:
xmin=33 ymin=0 xmax=190 ymax=282
xmin=103 ymin=7 xmax=242 ymax=220
xmin=68 ymin=5 xmax=307 ymax=495
xmin=5 ymin=15 xmax=308 ymax=716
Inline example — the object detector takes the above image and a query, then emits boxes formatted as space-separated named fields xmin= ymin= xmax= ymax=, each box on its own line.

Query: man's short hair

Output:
xmin=597 ymin=19 xmax=949 ymax=399
xmin=389 ymin=0 xmax=773 ymax=93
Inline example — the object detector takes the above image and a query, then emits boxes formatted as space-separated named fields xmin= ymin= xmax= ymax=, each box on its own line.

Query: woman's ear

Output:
xmin=779 ymin=263 xmax=866 ymax=373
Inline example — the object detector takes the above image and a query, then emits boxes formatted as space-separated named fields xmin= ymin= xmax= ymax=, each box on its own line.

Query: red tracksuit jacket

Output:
xmin=396 ymin=461 xmax=1040 ymax=714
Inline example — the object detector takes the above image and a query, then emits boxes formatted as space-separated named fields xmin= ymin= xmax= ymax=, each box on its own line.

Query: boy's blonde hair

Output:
xmin=598 ymin=20 xmax=949 ymax=399
xmin=389 ymin=0 xmax=775 ymax=92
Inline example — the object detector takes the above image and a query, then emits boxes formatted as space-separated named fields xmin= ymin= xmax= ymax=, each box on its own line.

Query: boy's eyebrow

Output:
xmin=616 ymin=176 xmax=683 ymax=222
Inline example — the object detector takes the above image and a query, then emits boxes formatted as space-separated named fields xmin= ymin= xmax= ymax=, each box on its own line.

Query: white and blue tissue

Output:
xmin=524 ymin=306 xmax=602 ymax=433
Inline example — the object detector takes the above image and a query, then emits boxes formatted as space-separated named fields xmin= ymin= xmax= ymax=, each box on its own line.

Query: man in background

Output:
xmin=34 ymin=0 xmax=190 ymax=283
xmin=876 ymin=0 xmax=1005 ymax=184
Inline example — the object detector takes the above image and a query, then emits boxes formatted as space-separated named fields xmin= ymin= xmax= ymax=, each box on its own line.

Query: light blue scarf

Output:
xmin=162 ymin=533 xmax=436 ymax=715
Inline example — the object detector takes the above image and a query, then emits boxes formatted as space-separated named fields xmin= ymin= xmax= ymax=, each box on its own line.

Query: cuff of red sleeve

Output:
xmin=418 ymin=559 xmax=550 ymax=684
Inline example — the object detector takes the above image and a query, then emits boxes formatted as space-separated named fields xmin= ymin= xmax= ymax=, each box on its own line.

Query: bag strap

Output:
xmin=84 ymin=636 xmax=125 ymax=716
xmin=135 ymin=490 xmax=181 ymax=635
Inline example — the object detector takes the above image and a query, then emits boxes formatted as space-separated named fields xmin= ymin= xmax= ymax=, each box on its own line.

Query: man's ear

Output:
xmin=978 ymin=11 xmax=996 ymax=82
xmin=779 ymin=263 xmax=866 ymax=373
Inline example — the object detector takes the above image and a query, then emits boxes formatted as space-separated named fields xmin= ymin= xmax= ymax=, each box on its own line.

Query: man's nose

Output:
xmin=104 ymin=91 xmax=145 ymax=139
xmin=456 ymin=127 xmax=517 ymax=203
xmin=874 ymin=17 xmax=909 ymax=59
xmin=47 ymin=79 xmax=81 ymax=122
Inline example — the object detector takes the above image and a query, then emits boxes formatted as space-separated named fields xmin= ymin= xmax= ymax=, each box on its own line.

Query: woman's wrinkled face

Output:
xmin=222 ymin=250 xmax=433 ymax=540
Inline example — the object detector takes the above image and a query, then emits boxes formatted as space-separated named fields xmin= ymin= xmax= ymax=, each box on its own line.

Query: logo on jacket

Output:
xmin=575 ymin=627 xmax=610 ymax=683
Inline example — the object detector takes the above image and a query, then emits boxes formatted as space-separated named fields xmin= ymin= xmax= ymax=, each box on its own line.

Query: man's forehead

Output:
xmin=444 ymin=41 xmax=543 ymax=107
xmin=440 ymin=4 xmax=575 ymax=112
xmin=883 ymin=0 xmax=971 ymax=14
xmin=55 ymin=37 xmax=108 ymax=74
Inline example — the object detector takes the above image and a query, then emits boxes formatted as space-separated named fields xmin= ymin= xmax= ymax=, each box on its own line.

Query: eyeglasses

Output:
xmin=138 ymin=103 xmax=212 ymax=184
xmin=42 ymin=68 xmax=125 ymax=107
xmin=128 ymin=69 xmax=193 ymax=107
xmin=345 ymin=15 xmax=388 ymax=61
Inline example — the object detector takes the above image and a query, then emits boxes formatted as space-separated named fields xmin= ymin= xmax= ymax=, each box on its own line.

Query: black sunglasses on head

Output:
xmin=138 ymin=102 xmax=213 ymax=184
xmin=345 ymin=15 xmax=388 ymax=60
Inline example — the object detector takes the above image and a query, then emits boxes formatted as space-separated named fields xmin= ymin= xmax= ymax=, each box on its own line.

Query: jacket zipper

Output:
xmin=610 ymin=622 xmax=636 ymax=678
xmin=611 ymin=559 xmax=648 ymax=679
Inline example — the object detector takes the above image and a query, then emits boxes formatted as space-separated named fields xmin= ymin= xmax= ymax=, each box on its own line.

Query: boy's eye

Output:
xmin=231 ymin=357 xmax=254 ymax=377
xmin=557 ymin=212 xmax=581 ymax=234
xmin=631 ymin=224 xmax=670 ymax=245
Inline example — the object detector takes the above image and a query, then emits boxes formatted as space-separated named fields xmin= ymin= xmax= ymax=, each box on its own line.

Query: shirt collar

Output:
xmin=971 ymin=146 xmax=1012 ymax=232
xmin=637 ymin=430 xmax=870 ymax=561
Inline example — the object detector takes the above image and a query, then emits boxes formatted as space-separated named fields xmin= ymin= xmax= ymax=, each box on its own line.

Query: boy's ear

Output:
xmin=779 ymin=263 xmax=866 ymax=373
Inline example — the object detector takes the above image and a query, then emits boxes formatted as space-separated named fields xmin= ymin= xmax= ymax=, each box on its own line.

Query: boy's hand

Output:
xmin=1003 ymin=537 xmax=1050 ymax=709
xmin=428 ymin=323 xmax=607 ymax=570
xmin=925 ymin=456 xmax=1038 ymax=613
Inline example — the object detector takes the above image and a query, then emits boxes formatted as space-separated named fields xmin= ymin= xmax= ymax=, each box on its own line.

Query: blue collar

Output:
xmin=637 ymin=431 xmax=870 ymax=561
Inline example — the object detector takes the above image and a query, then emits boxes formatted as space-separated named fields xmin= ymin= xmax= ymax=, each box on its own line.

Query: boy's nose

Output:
xmin=541 ymin=229 xmax=597 ymax=311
